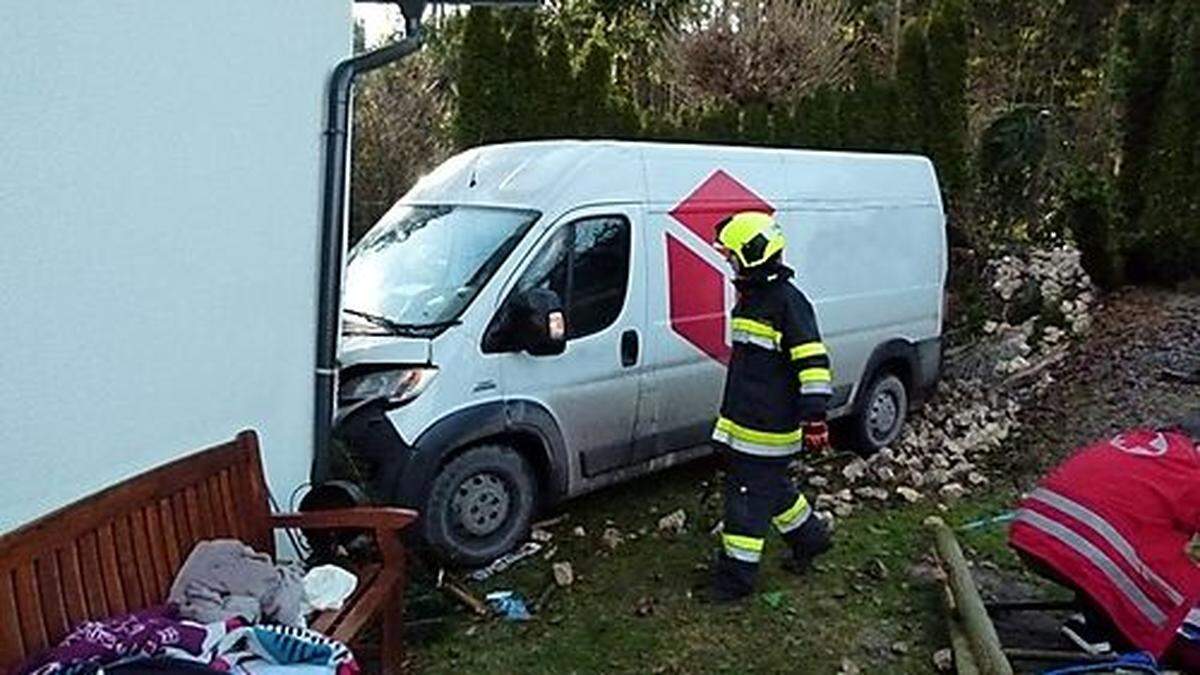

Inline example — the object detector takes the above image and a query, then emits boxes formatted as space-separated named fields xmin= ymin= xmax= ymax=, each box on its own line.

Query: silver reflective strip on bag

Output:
xmin=1030 ymin=488 xmax=1185 ymax=606
xmin=1016 ymin=509 xmax=1167 ymax=626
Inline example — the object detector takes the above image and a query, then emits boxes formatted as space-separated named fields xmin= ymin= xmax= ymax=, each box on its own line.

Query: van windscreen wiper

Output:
xmin=343 ymin=308 xmax=460 ymax=336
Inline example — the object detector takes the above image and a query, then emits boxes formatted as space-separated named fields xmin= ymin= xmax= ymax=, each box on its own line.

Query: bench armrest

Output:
xmin=272 ymin=507 xmax=418 ymax=567
xmin=270 ymin=507 xmax=418 ymax=532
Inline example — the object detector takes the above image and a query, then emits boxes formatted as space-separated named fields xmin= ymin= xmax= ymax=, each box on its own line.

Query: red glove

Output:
xmin=804 ymin=422 xmax=830 ymax=453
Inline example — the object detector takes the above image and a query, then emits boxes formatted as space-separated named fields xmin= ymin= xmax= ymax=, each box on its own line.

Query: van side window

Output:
xmin=567 ymin=216 xmax=630 ymax=339
xmin=514 ymin=227 xmax=569 ymax=301
xmin=489 ymin=215 xmax=631 ymax=350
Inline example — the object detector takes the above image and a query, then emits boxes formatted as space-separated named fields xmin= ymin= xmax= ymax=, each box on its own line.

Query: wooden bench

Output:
xmin=0 ymin=431 xmax=417 ymax=674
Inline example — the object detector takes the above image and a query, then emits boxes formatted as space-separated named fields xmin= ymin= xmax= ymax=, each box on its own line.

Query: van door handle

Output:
xmin=621 ymin=329 xmax=639 ymax=367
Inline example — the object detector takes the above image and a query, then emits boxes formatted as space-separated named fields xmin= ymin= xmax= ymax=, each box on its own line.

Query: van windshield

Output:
xmin=344 ymin=205 xmax=540 ymax=333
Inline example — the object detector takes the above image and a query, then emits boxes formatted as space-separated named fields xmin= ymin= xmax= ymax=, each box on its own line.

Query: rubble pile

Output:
xmin=805 ymin=245 xmax=1097 ymax=522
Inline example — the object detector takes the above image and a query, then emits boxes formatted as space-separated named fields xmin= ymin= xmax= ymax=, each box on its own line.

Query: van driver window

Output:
xmin=567 ymin=216 xmax=630 ymax=338
xmin=511 ymin=215 xmax=631 ymax=341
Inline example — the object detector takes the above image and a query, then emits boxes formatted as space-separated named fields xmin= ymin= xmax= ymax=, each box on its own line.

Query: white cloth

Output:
xmin=302 ymin=565 xmax=358 ymax=614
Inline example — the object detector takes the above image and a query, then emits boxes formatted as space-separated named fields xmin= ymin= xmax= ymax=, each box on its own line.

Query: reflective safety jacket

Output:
xmin=711 ymin=266 xmax=832 ymax=457
xmin=1009 ymin=428 xmax=1200 ymax=656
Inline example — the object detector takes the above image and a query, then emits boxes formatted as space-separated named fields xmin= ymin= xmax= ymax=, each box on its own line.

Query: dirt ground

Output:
xmin=402 ymin=287 xmax=1200 ymax=674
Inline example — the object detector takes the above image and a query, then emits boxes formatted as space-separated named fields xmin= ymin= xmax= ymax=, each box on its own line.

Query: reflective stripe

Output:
xmin=1016 ymin=509 xmax=1167 ymax=626
xmin=1030 ymin=488 xmax=1185 ymax=606
xmin=712 ymin=430 xmax=804 ymax=456
xmin=731 ymin=318 xmax=781 ymax=348
xmin=715 ymin=417 xmax=802 ymax=446
xmin=723 ymin=533 xmax=764 ymax=563
xmin=772 ymin=494 xmax=812 ymax=534
xmin=790 ymin=342 xmax=828 ymax=360
xmin=713 ymin=418 xmax=805 ymax=456
xmin=732 ymin=330 xmax=779 ymax=351
xmin=801 ymin=382 xmax=834 ymax=396
xmin=799 ymin=368 xmax=832 ymax=383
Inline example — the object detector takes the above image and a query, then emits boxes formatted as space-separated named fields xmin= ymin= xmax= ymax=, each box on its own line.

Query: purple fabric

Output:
xmin=17 ymin=605 xmax=213 ymax=675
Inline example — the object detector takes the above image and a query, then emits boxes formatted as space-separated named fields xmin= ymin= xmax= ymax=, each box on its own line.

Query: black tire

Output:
xmin=849 ymin=372 xmax=908 ymax=456
xmin=422 ymin=444 xmax=537 ymax=567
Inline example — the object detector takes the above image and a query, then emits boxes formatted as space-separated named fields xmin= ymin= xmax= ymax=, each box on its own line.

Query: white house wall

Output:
xmin=0 ymin=1 xmax=350 ymax=531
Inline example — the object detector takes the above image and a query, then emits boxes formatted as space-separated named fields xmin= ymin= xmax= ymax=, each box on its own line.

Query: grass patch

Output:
xmin=408 ymin=459 xmax=1031 ymax=674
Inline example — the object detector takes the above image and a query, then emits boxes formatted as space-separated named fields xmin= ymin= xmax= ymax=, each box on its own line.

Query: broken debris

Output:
xmin=468 ymin=542 xmax=543 ymax=582
xmin=657 ymin=509 xmax=687 ymax=536
xmin=552 ymin=561 xmax=574 ymax=587
xmin=485 ymin=590 xmax=532 ymax=621
xmin=633 ymin=595 xmax=656 ymax=617
xmin=601 ymin=527 xmax=624 ymax=551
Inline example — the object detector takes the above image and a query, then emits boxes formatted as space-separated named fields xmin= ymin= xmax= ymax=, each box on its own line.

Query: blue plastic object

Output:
xmin=486 ymin=590 xmax=533 ymax=621
xmin=1041 ymin=650 xmax=1159 ymax=674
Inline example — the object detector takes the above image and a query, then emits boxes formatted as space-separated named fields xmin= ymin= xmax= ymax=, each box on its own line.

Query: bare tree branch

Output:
xmin=667 ymin=0 xmax=860 ymax=107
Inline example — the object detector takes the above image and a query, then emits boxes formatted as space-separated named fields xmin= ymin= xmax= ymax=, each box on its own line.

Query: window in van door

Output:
xmin=567 ymin=216 xmax=630 ymax=339
xmin=501 ymin=215 xmax=631 ymax=344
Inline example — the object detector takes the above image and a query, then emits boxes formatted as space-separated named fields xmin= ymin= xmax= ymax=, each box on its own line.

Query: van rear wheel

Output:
xmin=850 ymin=372 xmax=908 ymax=455
xmin=422 ymin=444 xmax=537 ymax=567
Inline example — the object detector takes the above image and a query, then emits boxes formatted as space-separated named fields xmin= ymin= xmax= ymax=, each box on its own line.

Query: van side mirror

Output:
xmin=514 ymin=288 xmax=566 ymax=356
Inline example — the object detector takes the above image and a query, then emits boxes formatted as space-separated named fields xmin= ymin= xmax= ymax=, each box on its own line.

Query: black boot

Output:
xmin=782 ymin=517 xmax=832 ymax=575
xmin=703 ymin=552 xmax=755 ymax=604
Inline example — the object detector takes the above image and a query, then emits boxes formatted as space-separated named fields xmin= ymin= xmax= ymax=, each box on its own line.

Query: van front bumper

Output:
xmin=332 ymin=400 xmax=420 ymax=508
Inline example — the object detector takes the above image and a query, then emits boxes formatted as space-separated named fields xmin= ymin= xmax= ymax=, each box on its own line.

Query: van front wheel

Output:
xmin=850 ymin=372 xmax=908 ymax=455
xmin=423 ymin=444 xmax=537 ymax=567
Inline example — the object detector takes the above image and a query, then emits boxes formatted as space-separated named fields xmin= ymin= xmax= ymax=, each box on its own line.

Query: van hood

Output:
xmin=338 ymin=335 xmax=432 ymax=367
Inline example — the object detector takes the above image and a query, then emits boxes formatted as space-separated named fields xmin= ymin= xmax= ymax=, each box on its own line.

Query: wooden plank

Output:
xmin=238 ymin=433 xmax=273 ymax=555
xmin=112 ymin=516 xmax=144 ymax=610
xmin=56 ymin=545 xmax=88 ymax=628
xmin=331 ymin=569 xmax=399 ymax=643
xmin=128 ymin=511 xmax=159 ymax=604
xmin=171 ymin=492 xmax=194 ymax=559
xmin=311 ymin=564 xmax=382 ymax=635
xmin=206 ymin=475 xmax=230 ymax=538
xmin=217 ymin=470 xmax=240 ymax=541
xmin=33 ymin=554 xmax=68 ymax=644
xmin=157 ymin=498 xmax=182 ymax=577
xmin=928 ymin=517 xmax=1013 ymax=675
xmin=141 ymin=505 xmax=171 ymax=600
xmin=0 ymin=569 xmax=27 ymax=669
xmin=381 ymin=569 xmax=406 ymax=675
xmin=96 ymin=524 xmax=127 ymax=616
xmin=76 ymin=532 xmax=108 ymax=618
xmin=949 ymin=614 xmax=981 ymax=675
xmin=184 ymin=485 xmax=206 ymax=542
xmin=13 ymin=564 xmax=47 ymax=658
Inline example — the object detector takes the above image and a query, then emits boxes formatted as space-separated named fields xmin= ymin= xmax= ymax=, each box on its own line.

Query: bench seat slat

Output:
xmin=34 ymin=555 xmax=68 ymax=643
xmin=57 ymin=545 xmax=88 ymax=627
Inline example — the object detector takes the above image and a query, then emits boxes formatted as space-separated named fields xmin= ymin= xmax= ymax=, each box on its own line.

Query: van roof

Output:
xmin=402 ymin=140 xmax=941 ymax=215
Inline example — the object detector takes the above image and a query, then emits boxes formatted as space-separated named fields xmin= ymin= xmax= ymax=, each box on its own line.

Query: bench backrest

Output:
xmin=0 ymin=431 xmax=273 ymax=671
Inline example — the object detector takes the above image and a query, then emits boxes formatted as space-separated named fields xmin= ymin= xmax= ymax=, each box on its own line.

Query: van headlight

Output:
xmin=340 ymin=367 xmax=437 ymax=405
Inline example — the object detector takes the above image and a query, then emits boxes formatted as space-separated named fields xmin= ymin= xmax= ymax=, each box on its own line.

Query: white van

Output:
xmin=334 ymin=140 xmax=946 ymax=564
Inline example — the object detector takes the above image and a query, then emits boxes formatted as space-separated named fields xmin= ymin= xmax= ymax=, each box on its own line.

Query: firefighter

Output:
xmin=707 ymin=211 xmax=834 ymax=603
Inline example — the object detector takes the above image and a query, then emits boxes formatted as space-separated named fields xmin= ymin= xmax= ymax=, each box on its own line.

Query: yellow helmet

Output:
xmin=715 ymin=212 xmax=786 ymax=269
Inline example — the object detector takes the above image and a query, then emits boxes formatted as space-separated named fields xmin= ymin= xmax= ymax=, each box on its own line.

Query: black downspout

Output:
xmin=312 ymin=9 xmax=424 ymax=485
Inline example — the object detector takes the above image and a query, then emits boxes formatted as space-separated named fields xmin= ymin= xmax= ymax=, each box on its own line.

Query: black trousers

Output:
xmin=712 ymin=445 xmax=825 ymax=596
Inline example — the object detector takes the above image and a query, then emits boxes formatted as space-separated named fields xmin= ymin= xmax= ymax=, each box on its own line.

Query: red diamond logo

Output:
xmin=668 ymin=170 xmax=775 ymax=242
xmin=665 ymin=170 xmax=776 ymax=363
xmin=666 ymin=234 xmax=730 ymax=364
